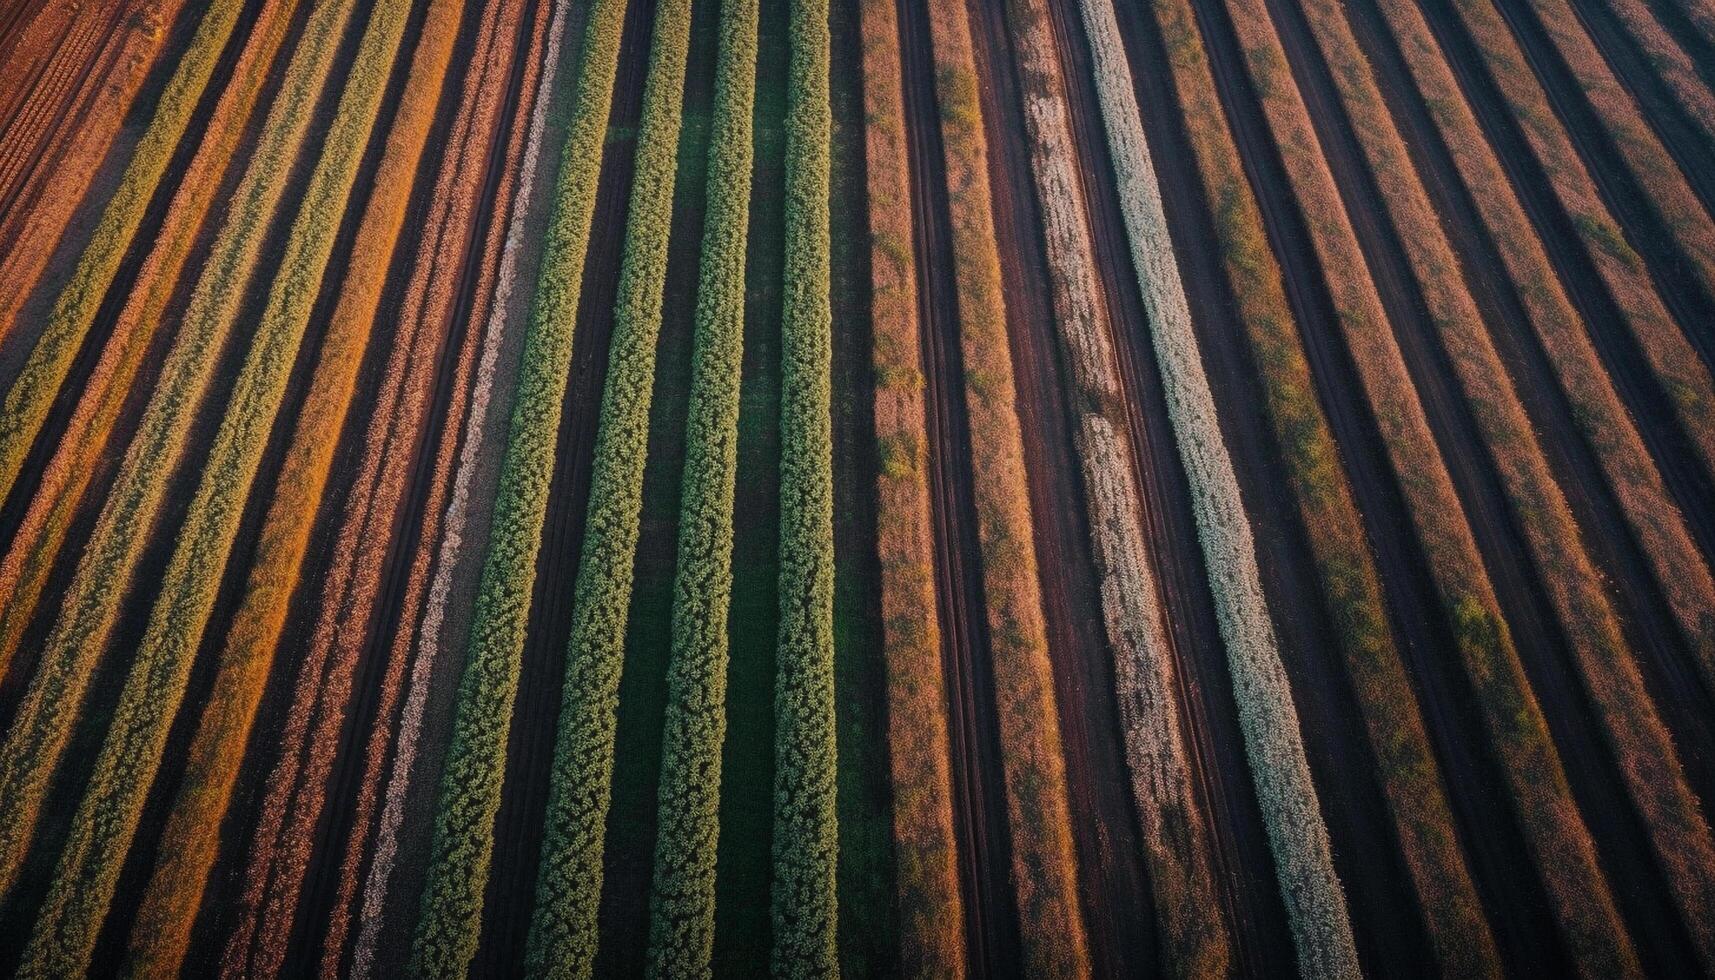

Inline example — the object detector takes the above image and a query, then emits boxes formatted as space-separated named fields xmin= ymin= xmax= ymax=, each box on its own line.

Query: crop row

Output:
xmin=522 ymin=0 xmax=694 ymax=971
xmin=0 ymin=0 xmax=171 ymax=322
xmin=859 ymin=0 xmax=964 ymax=973
xmin=1358 ymin=0 xmax=1715 ymax=690
xmin=10 ymin=0 xmax=418 ymax=972
xmin=350 ymin=3 xmax=577 ymax=976
xmin=218 ymin=3 xmax=533 ymax=976
xmin=1590 ymin=0 xmax=1715 ymax=148
xmin=923 ymin=0 xmax=1093 ymax=973
xmin=116 ymin=2 xmax=462 ymax=977
xmin=0 ymin=0 xmax=125 ymax=210
xmin=1281 ymin=0 xmax=1715 ymax=954
xmin=643 ymin=0 xmax=758 ymax=972
xmin=770 ymin=0 xmax=839 ymax=974
xmin=0 ymin=0 xmax=240 ymax=502
xmin=410 ymin=0 xmax=630 ymax=971
xmin=0 ymin=0 xmax=361 ymax=900
xmin=0 ymin=0 xmax=300 ymax=675
xmin=1146 ymin=0 xmax=1638 ymax=963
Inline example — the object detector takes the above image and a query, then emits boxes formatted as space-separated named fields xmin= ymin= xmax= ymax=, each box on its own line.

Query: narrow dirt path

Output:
xmin=1340 ymin=0 xmax=1715 ymax=569
xmin=1433 ymin=0 xmax=1715 ymax=367
xmin=1330 ymin=0 xmax=1715 ymax=804
xmin=894 ymin=1 xmax=1021 ymax=973
xmin=1212 ymin=0 xmax=1697 ymax=963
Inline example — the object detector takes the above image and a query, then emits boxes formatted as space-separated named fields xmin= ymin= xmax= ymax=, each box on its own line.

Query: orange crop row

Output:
xmin=927 ymin=0 xmax=1091 ymax=974
xmin=1280 ymin=0 xmax=1715 ymax=959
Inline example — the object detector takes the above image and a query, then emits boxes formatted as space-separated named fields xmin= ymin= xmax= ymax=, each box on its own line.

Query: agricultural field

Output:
xmin=1 ymin=0 xmax=1714 ymax=973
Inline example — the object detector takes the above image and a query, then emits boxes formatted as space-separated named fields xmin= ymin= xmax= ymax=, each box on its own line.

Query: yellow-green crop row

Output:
xmin=771 ymin=0 xmax=838 ymax=974
xmin=644 ymin=0 xmax=757 ymax=972
xmin=0 ymin=0 xmax=360 ymax=902
xmin=522 ymin=0 xmax=693 ymax=973
xmin=409 ymin=0 xmax=630 ymax=973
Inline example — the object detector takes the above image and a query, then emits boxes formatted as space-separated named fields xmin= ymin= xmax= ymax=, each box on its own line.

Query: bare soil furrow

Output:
xmin=1466 ymin=0 xmax=1715 ymax=367
xmin=894 ymin=0 xmax=1022 ymax=971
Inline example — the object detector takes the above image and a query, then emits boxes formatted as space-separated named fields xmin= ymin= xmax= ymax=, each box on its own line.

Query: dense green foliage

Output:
xmin=771 ymin=0 xmax=838 ymax=974
xmin=0 ymin=0 xmax=244 ymax=503
xmin=523 ymin=0 xmax=694 ymax=973
xmin=643 ymin=0 xmax=758 ymax=971
xmin=408 ymin=0 xmax=629 ymax=974
xmin=0 ymin=0 xmax=360 ymax=901
xmin=14 ymin=0 xmax=416 ymax=969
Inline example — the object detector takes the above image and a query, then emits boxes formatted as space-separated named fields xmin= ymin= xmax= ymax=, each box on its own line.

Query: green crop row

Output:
xmin=409 ymin=0 xmax=630 ymax=973
xmin=0 ymin=0 xmax=361 ymax=902
xmin=771 ymin=0 xmax=838 ymax=975
xmin=643 ymin=0 xmax=758 ymax=972
xmin=13 ymin=0 xmax=417 ymax=971
xmin=0 ymin=0 xmax=243 ymax=504
xmin=522 ymin=0 xmax=694 ymax=974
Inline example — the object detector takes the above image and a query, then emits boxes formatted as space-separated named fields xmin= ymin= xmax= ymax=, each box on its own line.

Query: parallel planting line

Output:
xmin=0 ymin=0 xmax=242 ymax=495
xmin=1149 ymin=0 xmax=1637 ymax=964
xmin=856 ymin=0 xmax=963 ymax=972
xmin=771 ymin=0 xmax=841 ymax=973
xmin=120 ymin=0 xmax=464 ymax=972
xmin=0 ymin=0 xmax=359 ymax=900
xmin=349 ymin=2 xmax=578 ymax=974
xmin=0 ymin=0 xmax=292 ymax=675
xmin=218 ymin=1 xmax=531 ymax=974
xmin=1014 ymin=0 xmax=1359 ymax=971
xmin=1450 ymin=0 xmax=1715 ymax=362
xmin=410 ymin=0 xmax=629 ymax=971
xmin=13 ymin=0 xmax=416 ymax=970
xmin=1339 ymin=0 xmax=1715 ymax=722
xmin=1269 ymin=0 xmax=1715 ymax=960
xmin=643 ymin=0 xmax=757 ymax=971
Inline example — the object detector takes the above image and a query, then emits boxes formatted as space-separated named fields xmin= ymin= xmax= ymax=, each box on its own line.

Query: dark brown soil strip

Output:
xmin=1637 ymin=0 xmax=1715 ymax=95
xmin=0 ymin=0 xmax=286 ymax=544
xmin=0 ymin=0 xmax=365 ymax=945
xmin=1345 ymin=0 xmax=1715 ymax=568
xmin=966 ymin=1 xmax=1297 ymax=976
xmin=1336 ymin=0 xmax=1715 ymax=805
xmin=895 ymin=0 xmax=1022 ymax=973
xmin=1560 ymin=0 xmax=1715 ymax=212
xmin=1103 ymin=0 xmax=1583 ymax=974
xmin=1436 ymin=0 xmax=1715 ymax=370
xmin=1214 ymin=0 xmax=1699 ymax=964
